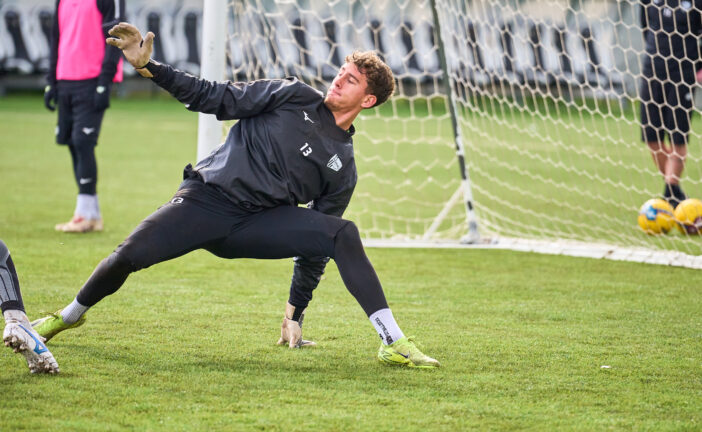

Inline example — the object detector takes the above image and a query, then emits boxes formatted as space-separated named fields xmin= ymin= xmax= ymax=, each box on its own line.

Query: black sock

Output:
xmin=333 ymin=222 xmax=389 ymax=317
xmin=664 ymin=183 xmax=686 ymax=208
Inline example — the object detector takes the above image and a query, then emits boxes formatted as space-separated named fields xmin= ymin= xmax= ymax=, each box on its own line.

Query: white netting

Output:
xmin=224 ymin=0 xmax=702 ymax=262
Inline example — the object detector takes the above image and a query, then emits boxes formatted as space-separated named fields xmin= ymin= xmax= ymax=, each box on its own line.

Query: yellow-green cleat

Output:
xmin=31 ymin=310 xmax=86 ymax=342
xmin=378 ymin=336 xmax=440 ymax=369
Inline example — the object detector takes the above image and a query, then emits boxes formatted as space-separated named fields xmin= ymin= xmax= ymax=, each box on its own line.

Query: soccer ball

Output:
xmin=674 ymin=198 xmax=702 ymax=235
xmin=637 ymin=198 xmax=675 ymax=235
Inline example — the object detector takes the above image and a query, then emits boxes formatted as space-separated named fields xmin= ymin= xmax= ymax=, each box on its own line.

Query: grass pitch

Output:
xmin=1 ymin=93 xmax=701 ymax=431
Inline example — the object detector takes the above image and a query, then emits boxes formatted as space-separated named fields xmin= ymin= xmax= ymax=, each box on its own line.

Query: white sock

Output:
xmin=75 ymin=194 xmax=101 ymax=220
xmin=61 ymin=298 xmax=89 ymax=324
xmin=369 ymin=308 xmax=405 ymax=345
xmin=3 ymin=309 xmax=29 ymax=324
xmin=92 ymin=195 xmax=101 ymax=219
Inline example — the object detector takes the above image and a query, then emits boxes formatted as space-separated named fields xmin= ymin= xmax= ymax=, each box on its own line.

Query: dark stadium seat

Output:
xmin=133 ymin=4 xmax=176 ymax=65
xmin=554 ymin=25 xmax=573 ymax=79
xmin=579 ymin=25 xmax=620 ymax=91
xmin=323 ymin=20 xmax=342 ymax=68
xmin=27 ymin=3 xmax=53 ymax=73
xmin=147 ymin=12 xmax=167 ymax=63
xmin=172 ymin=5 xmax=201 ymax=75
xmin=526 ymin=21 xmax=553 ymax=86
xmin=0 ymin=4 xmax=35 ymax=74
xmin=291 ymin=17 xmax=311 ymax=73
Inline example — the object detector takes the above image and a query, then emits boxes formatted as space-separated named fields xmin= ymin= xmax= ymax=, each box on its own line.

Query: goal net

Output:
xmin=217 ymin=0 xmax=702 ymax=267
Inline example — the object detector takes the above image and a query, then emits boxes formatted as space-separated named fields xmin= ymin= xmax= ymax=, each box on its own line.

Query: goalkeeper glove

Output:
xmin=276 ymin=303 xmax=316 ymax=348
xmin=277 ymin=317 xmax=317 ymax=348
xmin=44 ymin=85 xmax=57 ymax=111
xmin=106 ymin=22 xmax=155 ymax=78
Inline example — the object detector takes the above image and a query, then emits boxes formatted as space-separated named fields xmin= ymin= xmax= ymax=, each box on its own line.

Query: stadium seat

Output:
xmin=133 ymin=4 xmax=177 ymax=66
xmin=0 ymin=3 xmax=36 ymax=74
xmin=299 ymin=15 xmax=338 ymax=81
xmin=462 ymin=20 xmax=488 ymax=86
xmin=172 ymin=3 xmax=201 ymax=76
xmin=578 ymin=25 xmax=623 ymax=92
xmin=499 ymin=21 xmax=527 ymax=85
xmin=553 ymin=25 xmax=578 ymax=84
xmin=0 ymin=14 xmax=6 ymax=74
xmin=411 ymin=21 xmax=439 ymax=76
xmin=24 ymin=2 xmax=53 ymax=73
xmin=268 ymin=10 xmax=312 ymax=79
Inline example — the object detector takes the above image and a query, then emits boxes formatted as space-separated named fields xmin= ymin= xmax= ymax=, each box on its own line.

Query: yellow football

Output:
xmin=674 ymin=198 xmax=702 ymax=235
xmin=638 ymin=198 xmax=675 ymax=235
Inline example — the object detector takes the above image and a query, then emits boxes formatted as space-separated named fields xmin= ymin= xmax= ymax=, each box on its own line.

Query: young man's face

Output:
xmin=324 ymin=62 xmax=376 ymax=112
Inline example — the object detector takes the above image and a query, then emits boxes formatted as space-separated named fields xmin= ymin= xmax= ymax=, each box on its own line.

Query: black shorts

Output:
xmin=56 ymin=79 xmax=106 ymax=147
xmin=114 ymin=178 xmax=350 ymax=271
xmin=639 ymin=68 xmax=696 ymax=145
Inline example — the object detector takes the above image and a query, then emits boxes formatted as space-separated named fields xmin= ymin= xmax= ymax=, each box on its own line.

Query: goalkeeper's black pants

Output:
xmin=76 ymin=179 xmax=389 ymax=316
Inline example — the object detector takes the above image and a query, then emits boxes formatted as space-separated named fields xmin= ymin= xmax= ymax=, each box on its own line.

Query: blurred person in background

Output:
xmin=44 ymin=0 xmax=126 ymax=232
xmin=639 ymin=0 xmax=702 ymax=208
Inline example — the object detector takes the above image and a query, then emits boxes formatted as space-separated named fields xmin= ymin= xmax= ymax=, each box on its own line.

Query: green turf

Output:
xmin=1 ymin=93 xmax=701 ymax=430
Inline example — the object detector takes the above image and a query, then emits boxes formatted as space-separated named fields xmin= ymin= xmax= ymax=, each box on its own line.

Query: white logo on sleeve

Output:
xmin=303 ymin=111 xmax=314 ymax=123
xmin=327 ymin=154 xmax=342 ymax=172
xmin=82 ymin=127 xmax=95 ymax=135
xmin=79 ymin=178 xmax=93 ymax=184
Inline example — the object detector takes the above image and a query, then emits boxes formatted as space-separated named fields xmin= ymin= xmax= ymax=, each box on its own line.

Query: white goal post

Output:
xmin=196 ymin=0 xmax=227 ymax=162
xmin=199 ymin=0 xmax=702 ymax=269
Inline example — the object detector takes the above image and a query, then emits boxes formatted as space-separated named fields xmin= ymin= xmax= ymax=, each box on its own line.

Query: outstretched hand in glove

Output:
xmin=106 ymin=22 xmax=155 ymax=78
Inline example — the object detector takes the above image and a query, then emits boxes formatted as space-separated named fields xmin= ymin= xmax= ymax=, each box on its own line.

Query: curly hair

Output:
xmin=345 ymin=51 xmax=395 ymax=107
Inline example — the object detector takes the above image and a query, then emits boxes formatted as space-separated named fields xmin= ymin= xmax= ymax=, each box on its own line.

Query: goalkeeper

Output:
xmin=32 ymin=23 xmax=439 ymax=369
xmin=639 ymin=0 xmax=702 ymax=208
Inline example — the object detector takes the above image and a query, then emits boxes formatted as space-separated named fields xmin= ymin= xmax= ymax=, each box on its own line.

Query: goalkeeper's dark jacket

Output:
xmin=147 ymin=62 xmax=357 ymax=298
xmin=640 ymin=0 xmax=702 ymax=78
